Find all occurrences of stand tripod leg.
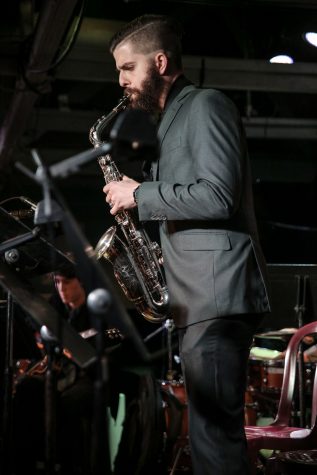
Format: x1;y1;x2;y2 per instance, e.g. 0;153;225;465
169;446;184;475
88;289;112;475
294;274;308;428
44;353;58;474
40;326;60;475
1;292;14;474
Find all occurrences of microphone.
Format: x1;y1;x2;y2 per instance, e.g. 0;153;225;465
87;288;112;315
110;108;159;162
40;325;59;343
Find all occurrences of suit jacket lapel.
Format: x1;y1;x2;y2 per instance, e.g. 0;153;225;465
158;85;195;143
153;85;196;180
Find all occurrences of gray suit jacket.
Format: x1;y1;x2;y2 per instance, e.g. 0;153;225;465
138;83;271;327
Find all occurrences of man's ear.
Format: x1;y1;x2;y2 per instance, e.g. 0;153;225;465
155;51;168;75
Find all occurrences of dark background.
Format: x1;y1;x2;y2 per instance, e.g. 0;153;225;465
1;0;317;330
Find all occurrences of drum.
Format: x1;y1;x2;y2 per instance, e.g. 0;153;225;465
246;357;317;425
247;357;284;393
246;357;284;422
161;379;188;443
260;360;285;393
110;372;166;475
247;357;263;390
160;379;191;472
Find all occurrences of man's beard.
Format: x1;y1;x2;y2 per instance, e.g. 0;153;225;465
126;64;165;115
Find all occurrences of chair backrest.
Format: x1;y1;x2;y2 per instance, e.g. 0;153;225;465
273;321;317;427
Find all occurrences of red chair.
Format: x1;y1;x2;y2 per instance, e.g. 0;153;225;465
245;321;317;474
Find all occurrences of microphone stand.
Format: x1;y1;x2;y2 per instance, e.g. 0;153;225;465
0;228;49;475
143;318;177;381
87;289;112;475
165;319;176;381
29;149;64;474
294;274;308;428
40;326;61;475
1;292;14;475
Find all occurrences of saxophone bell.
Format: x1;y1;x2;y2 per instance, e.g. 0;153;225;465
95;226;170;323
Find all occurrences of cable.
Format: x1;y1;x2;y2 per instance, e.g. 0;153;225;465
41;0;86;72
17;0;86;94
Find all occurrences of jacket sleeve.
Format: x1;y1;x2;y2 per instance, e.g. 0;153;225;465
138;90;246;222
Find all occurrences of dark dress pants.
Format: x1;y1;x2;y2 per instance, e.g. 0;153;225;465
178;314;263;475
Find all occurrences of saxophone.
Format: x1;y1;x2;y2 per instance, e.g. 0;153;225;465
1;196;37;219
89;95;169;323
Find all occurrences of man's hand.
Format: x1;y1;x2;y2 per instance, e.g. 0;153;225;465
103;175;140;215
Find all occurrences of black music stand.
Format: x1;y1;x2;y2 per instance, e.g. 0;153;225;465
43;169;151;475
0;205;97;475
10;143;152;475
0;198;72;276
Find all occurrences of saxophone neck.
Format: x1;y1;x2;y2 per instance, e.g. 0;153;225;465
89;95;130;147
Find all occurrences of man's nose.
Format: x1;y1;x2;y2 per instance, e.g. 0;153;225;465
119;71;129;88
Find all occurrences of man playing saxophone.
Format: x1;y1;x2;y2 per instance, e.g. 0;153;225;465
103;14;271;475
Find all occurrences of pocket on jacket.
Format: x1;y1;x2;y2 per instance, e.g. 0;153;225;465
182;232;231;251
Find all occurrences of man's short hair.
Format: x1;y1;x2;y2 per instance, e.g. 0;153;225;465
53;262;77;279
109;14;183;69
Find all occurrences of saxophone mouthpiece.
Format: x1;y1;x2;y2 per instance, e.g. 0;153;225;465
114;94;130;113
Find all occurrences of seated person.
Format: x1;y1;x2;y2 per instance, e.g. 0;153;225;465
12;263;97;475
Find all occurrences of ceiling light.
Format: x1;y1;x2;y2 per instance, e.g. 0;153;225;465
269;55;294;64
304;32;317;47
